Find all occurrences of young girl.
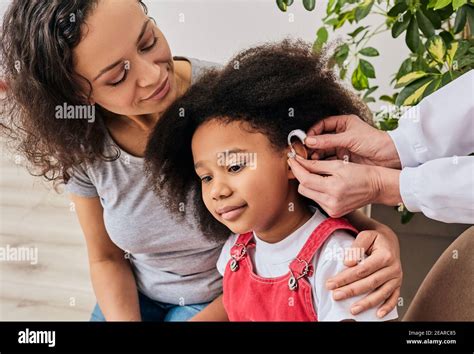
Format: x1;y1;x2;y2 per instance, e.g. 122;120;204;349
145;40;398;321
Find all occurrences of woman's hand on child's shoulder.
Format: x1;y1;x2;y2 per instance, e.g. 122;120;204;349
325;224;402;319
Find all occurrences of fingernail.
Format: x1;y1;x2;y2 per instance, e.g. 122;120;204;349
333;291;345;300
377;309;387;318
351;305;363;315
306;137;317;145
326;281;336;290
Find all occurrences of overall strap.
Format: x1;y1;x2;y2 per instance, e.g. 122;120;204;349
289;218;358;281
229;232;254;264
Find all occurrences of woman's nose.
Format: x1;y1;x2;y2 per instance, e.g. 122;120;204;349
135;58;162;88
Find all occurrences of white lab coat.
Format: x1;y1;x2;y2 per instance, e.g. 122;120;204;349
388;69;474;224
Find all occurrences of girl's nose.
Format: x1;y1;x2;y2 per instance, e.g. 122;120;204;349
210;181;232;201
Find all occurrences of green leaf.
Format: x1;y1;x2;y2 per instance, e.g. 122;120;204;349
439;71;462;89
467;7;474;38
395;71;430;88
355;0;374;22
406;16;420;53
359;59;376;78
416;10;435;37
400;209;415;224
334;43;349;66
351;65;369;90
379;117;399;131
426;35;447;63
387;2;408;17
439;30;454;46
421;7;442;29
453;0;467;10
363;85;379;98
391;13;411;38
303;0;316;11
427;0;439;9
348;26;368;38
364;97;376;103
379;95;395;104
359;47;380;56
395;77;433;106
396;58;414;79
446;41;459;67
313;27;329;53
453;6;467;33
340;67;347;80
324;18;339;26
276;0;288;12
327;0;336;15
317;26;328;43
433;0;452;10
422;77;442;99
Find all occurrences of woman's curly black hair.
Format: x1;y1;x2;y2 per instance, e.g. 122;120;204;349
1;0;148;187
145;39;372;241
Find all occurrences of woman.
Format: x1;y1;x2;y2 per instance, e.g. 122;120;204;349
1;0;402;321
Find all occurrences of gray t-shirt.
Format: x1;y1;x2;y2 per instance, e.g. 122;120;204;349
65;57;226;305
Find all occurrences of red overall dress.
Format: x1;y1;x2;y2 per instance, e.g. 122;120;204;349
223;217;358;321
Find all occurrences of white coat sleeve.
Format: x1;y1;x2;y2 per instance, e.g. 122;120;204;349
399;156;474;224
388;69;474;167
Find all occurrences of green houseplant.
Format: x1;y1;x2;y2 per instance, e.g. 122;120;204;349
277;0;474;223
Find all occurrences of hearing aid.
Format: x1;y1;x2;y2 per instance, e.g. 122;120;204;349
287;129;307;159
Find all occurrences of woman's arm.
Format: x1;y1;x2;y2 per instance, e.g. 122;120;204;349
189;295;228;321
70;194;141;321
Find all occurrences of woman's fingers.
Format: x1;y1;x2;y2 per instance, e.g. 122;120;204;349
349;278;401;316
310;148;336;160
294;155;341;175
325;251;383;290
331;264;399;301
344;230;378;267
297;184;328;205
305;132;352;152
376;286;401;318
306;114;353;136
287;158;328;191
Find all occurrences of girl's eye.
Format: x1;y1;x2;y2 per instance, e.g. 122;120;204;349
201;176;212;183
228;164;245;173
140;36;158;53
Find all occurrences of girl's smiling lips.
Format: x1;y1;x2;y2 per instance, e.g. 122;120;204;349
216;204;248;221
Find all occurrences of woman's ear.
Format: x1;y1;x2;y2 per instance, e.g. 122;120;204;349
287;141;308;179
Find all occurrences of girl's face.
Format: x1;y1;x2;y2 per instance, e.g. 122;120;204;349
74;0;179;117
192;119;305;237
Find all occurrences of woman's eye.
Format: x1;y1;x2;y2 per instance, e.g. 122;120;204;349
228;164;245;173
110;71;127;87
140;36;158;52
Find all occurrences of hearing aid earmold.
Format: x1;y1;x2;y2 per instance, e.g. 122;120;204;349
287;129;307;159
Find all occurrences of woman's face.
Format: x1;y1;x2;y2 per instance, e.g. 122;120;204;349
74;0;178;117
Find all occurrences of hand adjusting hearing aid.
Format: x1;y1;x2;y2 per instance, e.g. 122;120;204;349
287;129;307;159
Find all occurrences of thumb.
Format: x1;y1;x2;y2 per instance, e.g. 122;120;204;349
344;230;376;267
305;132;352;151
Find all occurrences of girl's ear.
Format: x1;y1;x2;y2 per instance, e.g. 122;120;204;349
287;141;308;180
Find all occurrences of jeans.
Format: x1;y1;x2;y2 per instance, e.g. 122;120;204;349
90;291;210;322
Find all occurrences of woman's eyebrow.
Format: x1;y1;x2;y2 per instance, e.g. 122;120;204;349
93;19;151;82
